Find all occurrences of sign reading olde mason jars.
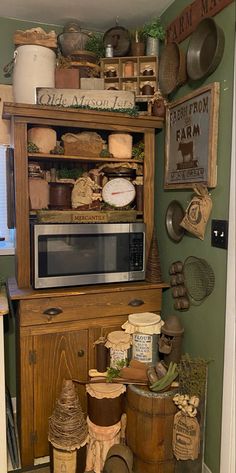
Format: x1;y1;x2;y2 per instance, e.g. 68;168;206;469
164;83;219;189
36;88;135;110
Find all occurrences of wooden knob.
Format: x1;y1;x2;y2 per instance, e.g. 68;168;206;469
78;350;85;357
128;299;144;307
43;307;62;318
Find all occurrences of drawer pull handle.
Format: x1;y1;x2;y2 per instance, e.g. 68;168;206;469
128;299;144;307
78;350;85;357
43;307;63;317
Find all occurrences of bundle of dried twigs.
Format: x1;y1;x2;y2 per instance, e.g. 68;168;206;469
48;379;88;451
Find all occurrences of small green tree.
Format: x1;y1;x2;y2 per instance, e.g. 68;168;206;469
85;32;105;59
142;17;165;40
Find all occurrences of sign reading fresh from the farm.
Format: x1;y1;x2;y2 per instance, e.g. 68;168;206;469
164;83;219;189
36;88;135;110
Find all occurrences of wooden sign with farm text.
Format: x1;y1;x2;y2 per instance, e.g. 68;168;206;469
164;83;219;189
37;88;135;110
166;0;233;43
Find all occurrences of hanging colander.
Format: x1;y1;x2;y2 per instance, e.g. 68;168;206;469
183;256;215;304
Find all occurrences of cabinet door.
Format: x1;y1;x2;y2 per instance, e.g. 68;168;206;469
33;329;88;459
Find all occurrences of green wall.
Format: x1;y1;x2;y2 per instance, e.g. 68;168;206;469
157;2;235;472
0;7;235;472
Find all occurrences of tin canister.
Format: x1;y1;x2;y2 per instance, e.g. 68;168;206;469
105;44;113;57
122;312;164;365
132;332;158;364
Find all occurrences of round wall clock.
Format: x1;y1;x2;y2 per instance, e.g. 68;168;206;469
102;177;136;208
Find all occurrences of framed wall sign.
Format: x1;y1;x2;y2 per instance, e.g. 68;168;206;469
164;83;220;189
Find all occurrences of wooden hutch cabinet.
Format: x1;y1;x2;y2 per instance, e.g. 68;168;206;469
4;103;168;467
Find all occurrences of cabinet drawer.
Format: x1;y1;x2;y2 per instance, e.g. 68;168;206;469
19;288;163;326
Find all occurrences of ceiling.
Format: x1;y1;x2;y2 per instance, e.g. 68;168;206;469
1;0;174;31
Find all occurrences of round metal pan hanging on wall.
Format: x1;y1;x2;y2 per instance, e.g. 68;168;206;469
187;17;225;81
103;25;131;57
165;200;185;242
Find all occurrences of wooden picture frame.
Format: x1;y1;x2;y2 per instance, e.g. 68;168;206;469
164;82;220;189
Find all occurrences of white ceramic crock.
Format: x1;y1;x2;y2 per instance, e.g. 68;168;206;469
13;45;56;104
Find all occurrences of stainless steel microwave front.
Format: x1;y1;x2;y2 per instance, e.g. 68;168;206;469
31;222;146;289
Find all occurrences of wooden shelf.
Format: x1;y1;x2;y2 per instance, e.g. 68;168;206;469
3;102;164;129
3;102;162;289
28;153;143;163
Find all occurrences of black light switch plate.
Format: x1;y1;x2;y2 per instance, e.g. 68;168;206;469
211;219;228;249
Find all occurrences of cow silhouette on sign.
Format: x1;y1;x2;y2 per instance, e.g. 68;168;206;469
177;140;198;169
178;140;193;162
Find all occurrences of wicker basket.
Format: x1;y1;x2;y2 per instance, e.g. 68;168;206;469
159;42;187;96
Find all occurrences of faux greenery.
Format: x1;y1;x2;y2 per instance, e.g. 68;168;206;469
106;359;127;382
50;144;64;155
142;17;165;40
85;32;105;60
57;167;83;180
69;104;139;117
178;353;209;398
27;142;40;153
132;141;144;160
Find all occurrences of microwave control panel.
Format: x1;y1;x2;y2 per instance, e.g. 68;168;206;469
129;234;144;271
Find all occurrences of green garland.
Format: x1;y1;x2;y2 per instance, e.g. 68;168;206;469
69;104;140;117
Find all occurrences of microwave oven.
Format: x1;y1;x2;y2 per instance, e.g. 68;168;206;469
31;222;145;289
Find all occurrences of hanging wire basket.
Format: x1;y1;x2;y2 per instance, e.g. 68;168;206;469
183;256;215;304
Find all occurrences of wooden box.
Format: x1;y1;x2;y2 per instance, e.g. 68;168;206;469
80;78;104;90
55;68;80;89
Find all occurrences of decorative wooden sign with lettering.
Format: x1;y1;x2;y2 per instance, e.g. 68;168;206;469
37;88;135;110
164;82;219;189
166;0;233;43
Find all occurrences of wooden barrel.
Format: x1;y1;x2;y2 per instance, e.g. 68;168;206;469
126;385;177;473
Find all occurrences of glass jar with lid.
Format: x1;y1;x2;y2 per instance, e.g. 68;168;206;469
105;66;117;78
142;65;154;76
124;61;134;77
105;331;132;367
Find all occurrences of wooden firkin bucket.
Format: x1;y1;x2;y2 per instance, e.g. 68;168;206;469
126;385;177;473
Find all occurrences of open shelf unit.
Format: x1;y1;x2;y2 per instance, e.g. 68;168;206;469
100;56;158;98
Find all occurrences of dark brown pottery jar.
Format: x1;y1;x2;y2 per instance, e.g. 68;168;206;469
49;182;73;209
131;40;145;56
152;99;166;118
141;83;155;95
142;67;154;76
105;69;117;78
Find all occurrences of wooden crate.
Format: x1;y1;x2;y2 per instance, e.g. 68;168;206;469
55;68;80;89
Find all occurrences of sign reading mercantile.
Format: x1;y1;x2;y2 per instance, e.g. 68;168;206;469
36;88;135;110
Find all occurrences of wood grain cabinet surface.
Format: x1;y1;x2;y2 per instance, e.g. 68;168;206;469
3;104;166;468
11;281;167;467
